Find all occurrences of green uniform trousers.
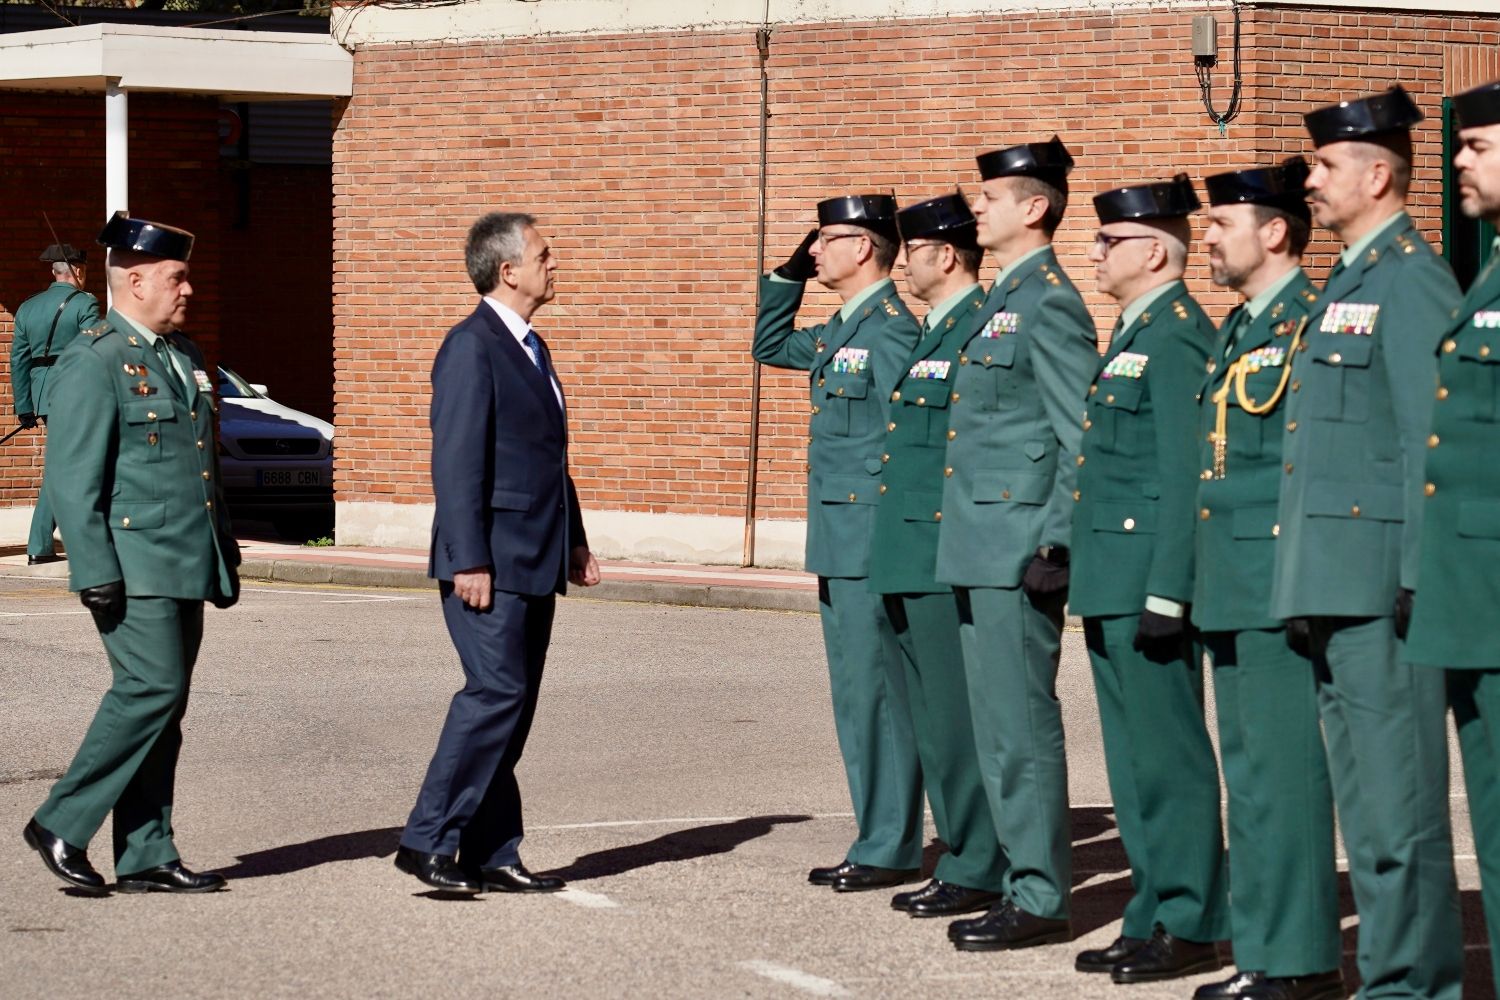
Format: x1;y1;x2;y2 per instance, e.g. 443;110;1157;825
30;429;56;559
1449;669;1500;1000
818;576;924;869
34;596;203;874
955;584;1070;920
1204;628;1340;977
883;591;1007;892
1084;614;1228;942
1309;617;1460;1000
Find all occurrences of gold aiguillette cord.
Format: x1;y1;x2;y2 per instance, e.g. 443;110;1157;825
1208;316;1310;480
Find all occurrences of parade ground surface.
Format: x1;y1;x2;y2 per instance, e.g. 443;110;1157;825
0;568;1490;999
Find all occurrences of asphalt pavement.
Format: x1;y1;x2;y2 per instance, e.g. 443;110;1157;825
0;573;1489;999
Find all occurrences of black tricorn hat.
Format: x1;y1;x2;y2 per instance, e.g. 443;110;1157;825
39;243;86;265
1204;157;1312;223
1093;173;1201;223
817;194;900;240
976;135;1075;190
897;192;979;250
97;211;194;262
1454;79;1500;130
1304;85;1423;147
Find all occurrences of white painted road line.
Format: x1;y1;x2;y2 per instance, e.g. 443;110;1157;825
739;960;851;997
558;888;620;910
242;586;415;604
530;812;855;832
0;610;90;617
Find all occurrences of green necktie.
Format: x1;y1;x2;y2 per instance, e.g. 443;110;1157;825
1221;307;1250;359
153;338;184;392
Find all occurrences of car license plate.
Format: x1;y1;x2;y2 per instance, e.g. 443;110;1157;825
256;469;322;487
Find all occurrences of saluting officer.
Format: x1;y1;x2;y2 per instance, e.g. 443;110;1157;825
9;243;100;565
752;196;926;892
21;213;239;896
869;193;1007;919
936;138;1097;953
1193;160;1343;1000
1405;77;1500;1000
1069;175;1229;984
1272;86;1463;1000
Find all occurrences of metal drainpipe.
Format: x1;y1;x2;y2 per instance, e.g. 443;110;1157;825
743;21;772;568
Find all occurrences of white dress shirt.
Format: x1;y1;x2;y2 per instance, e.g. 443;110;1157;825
483;296;563;409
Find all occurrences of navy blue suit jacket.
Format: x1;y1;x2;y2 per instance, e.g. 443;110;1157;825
428;302;588;596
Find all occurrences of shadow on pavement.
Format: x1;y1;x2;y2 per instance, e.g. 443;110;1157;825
546;814;813;882
217;826;404;880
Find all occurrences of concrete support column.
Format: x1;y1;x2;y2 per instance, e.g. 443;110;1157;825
105;81;128;307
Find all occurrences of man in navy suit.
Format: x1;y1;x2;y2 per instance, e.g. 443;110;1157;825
395;212;600;895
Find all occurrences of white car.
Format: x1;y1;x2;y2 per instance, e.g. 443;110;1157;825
216;365;334;539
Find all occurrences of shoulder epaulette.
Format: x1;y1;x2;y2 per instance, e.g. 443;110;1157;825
1300;288;1318;304
83;321;110;339
1039;262;1061;286
1395;232;1417;256
882;297;900;317
1172;299;1190;320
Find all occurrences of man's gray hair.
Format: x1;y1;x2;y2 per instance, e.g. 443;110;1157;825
51;261;73;278
466;212;536;295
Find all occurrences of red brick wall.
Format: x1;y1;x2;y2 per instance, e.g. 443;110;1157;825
332;6;1500;524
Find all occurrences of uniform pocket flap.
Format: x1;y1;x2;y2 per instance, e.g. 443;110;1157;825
1231;504;1280;540
1305;480;1402;521
824;374;869;399
1458;501;1500;538
1310;335;1374;368
901;490;944;522
490;487;534;511
973;470;1051;505
864;457;884;475
1023;440;1047;462
123;399;177;424
975;338;1018;368
1457;340;1500;364
1097;380;1143;412
817;475;880;505
110;501;166;530
902;386;952;410
1091;500;1155;534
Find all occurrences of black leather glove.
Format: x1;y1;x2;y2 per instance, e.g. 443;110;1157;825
1021;546;1070;597
1132;608;1186;654
1285;617;1312;657
210;572;241;611
17;412;37;430
773;228;819;282
1394;587;1414;640
79;580;125;619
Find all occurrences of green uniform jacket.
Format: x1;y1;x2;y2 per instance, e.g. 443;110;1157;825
1406;257;1500;668
1069;282;1214;617
46;309;239;599
10;281;101;417
936;250;1097;588
1192;270;1320;632
752;276;920;578
868;289;989;595
1270;216;1461;619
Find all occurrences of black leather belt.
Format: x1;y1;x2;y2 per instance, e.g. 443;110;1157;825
31;356;58;368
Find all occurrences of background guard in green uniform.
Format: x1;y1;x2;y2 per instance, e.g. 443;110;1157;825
869;193;1008;919
21;213;240;897
1069;174;1229;985
752;195;926;893
1192;160;1343;1000
935;138;1098;953
1406;78;1500;1000
8;243;100;564
1271;86;1462;1000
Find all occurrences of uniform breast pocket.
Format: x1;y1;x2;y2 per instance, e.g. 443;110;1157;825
822;373;871;438
898;378;953;443
1308;335;1374;423
973;338;1019;412
123;398;177;463
1454;341;1500;422
1092;379;1144;453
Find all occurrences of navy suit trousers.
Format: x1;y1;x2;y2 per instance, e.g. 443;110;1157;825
400;585;555;868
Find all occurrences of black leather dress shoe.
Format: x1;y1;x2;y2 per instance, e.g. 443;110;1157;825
1111;924;1222;983
116;860;227;894
476;863;564;893
808;860;857;886
949;899;1072;950
394;846;480;894
1074;934;1148;973
830;865;921;893
891;879;945;911
1196;970;1345;1000
26;554;62;566
906;882;1004;918
22;819;108;895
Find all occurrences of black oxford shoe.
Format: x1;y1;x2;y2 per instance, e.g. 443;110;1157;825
394;846;480;894
1074;934;1148;973
949;899;1072;951
1110;924;1222;983
23;819;108;895
808;860;858;886
116;860;227;894
891;878;946;911
1221;970;1346;1000
906;882;1004;918
27;554;62;566
477;863;564;893
1195;971;1268;999
830;865;921;893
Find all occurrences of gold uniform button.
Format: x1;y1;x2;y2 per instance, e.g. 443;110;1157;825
1287;421;1298;432
201;471;211;480
197;440;205;450
946;429;957;441
959;355;969;365
888;422;896;432
1291;379;1301;392
205;501;213;510
1001;489;1011;500
1285;463;1294;474
1483;345;1493;358
892;391;901;402
146;411;157;421
1351;505;1361;517
836;387;845;396
1089;385;1098;395
1429;434;1440;448
1272;523;1280;537
1437;386;1450;400
1105;394;1115;404
1200;508;1211;520
811;405;820;414
1073;490;1082;502
882;453;890;463
934;511;942;522
916;396;926;406
191;412;198;421
1083;419;1093;430
984;354;993;364
879;484;888;495
1425;482;1437;497
1201;470;1212;480
944;467;953;477
951;392;960;403
1123;517;1136;531
1444;339;1458;353
848;493;857;502
1328;352;1342;365
121;516;131;528
1076;455;1086;467
817;378;825;387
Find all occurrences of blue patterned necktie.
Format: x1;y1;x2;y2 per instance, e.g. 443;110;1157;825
522;328;547;376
